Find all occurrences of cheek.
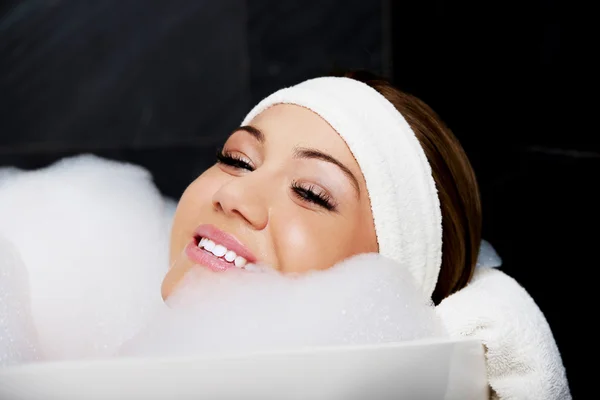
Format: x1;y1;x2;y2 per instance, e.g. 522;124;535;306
271;212;369;273
169;170;220;261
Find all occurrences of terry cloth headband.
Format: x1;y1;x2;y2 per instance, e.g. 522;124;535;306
241;77;443;299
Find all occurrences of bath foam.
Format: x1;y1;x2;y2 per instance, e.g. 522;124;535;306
0;155;171;361
0;167;22;189
1;154;446;364
0;235;41;366
119;253;447;358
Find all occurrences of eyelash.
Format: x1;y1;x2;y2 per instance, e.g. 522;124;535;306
291;181;336;211
216;149;337;211
216;149;254;171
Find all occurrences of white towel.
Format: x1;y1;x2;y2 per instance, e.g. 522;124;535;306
436;267;571;399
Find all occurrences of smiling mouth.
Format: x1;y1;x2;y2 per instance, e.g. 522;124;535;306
189;235;261;272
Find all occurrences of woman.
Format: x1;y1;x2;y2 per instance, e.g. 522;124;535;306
162;70;479;305
159;70;570;399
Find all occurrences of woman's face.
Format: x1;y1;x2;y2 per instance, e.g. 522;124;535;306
162;104;377;299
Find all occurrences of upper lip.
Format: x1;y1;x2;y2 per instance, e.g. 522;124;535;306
193;224;257;263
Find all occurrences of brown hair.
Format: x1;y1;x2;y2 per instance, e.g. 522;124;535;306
342;70;482;305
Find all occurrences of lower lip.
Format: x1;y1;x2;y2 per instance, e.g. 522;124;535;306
185;240;239;272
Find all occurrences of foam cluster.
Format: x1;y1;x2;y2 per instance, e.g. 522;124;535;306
0;236;40;366
0;155;171;361
0;155;446;365
120;253;446;358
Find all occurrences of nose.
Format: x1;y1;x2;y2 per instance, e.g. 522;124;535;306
212;175;269;230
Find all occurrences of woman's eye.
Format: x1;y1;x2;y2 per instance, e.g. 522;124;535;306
291;181;337;212
216;149;255;171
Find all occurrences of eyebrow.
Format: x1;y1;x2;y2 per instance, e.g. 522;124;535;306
233;125;265;143
293;147;361;196
231;125;360;196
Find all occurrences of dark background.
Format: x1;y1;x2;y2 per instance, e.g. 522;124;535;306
1;1;595;396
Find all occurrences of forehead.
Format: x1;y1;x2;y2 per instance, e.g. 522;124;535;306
248;104;355;160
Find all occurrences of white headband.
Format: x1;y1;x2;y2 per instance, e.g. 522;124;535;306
241;77;443;299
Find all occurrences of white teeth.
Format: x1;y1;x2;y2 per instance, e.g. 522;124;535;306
234;256;247;268
211;244;227;257
224;250;237;262
203;239;216;251
198;237;251;268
